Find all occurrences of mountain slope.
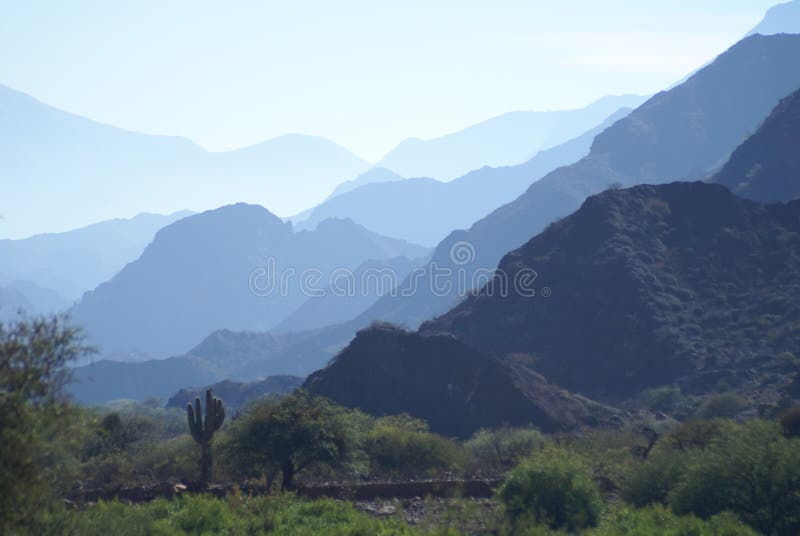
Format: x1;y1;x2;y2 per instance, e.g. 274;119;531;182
354;33;800;329
272;256;424;334
297;107;632;246
0;211;191;300
714;88;800;203
0;84;369;238
376;95;646;181
747;0;800;36
422;182;800;400
304;325;620;437
69;205;429;358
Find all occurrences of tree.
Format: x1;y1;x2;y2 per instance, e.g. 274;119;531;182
498;448;602;532
223;390;361;490
0;315;92;531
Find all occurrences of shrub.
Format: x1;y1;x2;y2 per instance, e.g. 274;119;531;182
621;448;691;507
497;448;602;532
668;420;800;535
366;415;468;477
587;504;758;536
465;426;546;471
694;393;748;419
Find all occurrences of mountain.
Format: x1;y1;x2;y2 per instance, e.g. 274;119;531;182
327;167;405;198
70;327;335;404
69;205;429;358
0;281;70;322
272;256;424;334
0;211;191;301
714;88;800;203
376;95;646;181
165;376;303;410
304;324;620;437
350;33;800;329
0;84;369;238
296;107;632;246
748;0;800;36
421;182;800;401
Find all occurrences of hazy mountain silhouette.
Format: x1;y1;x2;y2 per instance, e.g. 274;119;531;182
272;256;425;334
165;376;303;410
0;281;70;322
747;0;800;36
69;205;429;358
70;327;337;403
376;95;646;181
327;167;405;198
714;88;800;203
0;84;369;238
296;107;632;246
422;182;800;400
351;33;800;329
0;211;191;301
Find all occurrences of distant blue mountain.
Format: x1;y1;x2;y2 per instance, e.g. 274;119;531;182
376;95;646;181
0;211;191;301
356;34;800;330
748;0;800;36
295;107;632;246
0;85;370;238
69;204;430;358
0;280;70;322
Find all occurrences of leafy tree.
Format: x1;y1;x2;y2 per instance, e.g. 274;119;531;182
0;315;92;531
497;448;602;532
365;414;468;477
465;426;546;470
668;420;800;535
222;390;364;489
694;393;748;419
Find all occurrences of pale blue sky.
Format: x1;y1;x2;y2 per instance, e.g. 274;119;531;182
0;0;780;160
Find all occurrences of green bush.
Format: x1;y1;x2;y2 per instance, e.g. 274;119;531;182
667;420;800;535
465;426;546;470
622;448;691;507
588;504;758;536
366;415;468;477
694;393;748;419
497;448;602;532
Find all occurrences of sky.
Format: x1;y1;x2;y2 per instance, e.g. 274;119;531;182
0;0;781;161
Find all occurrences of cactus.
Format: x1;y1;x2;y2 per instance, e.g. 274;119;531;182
187;388;225;483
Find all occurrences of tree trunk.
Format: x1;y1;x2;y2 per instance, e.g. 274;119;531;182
281;461;295;491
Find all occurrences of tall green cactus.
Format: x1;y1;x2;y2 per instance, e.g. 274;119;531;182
187;388;225;483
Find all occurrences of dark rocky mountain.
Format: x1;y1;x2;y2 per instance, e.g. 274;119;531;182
714;88;800;203
353;33;800;329
70;204;429;358
304;324;620;437
376;95;645;181
0;83;369;239
747;0;800;36
0;210;191;301
165;376;303;410
296;108;632;246
422;182;800;401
